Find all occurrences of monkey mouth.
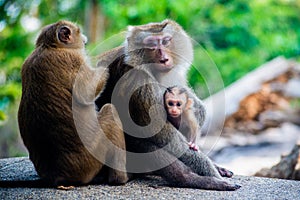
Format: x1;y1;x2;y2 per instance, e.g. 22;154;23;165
170;114;180;118
152;63;173;72
154;60;173;72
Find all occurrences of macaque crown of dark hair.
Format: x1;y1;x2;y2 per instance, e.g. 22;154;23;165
36;20;86;49
165;86;188;96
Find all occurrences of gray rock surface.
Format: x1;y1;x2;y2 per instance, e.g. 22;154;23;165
1;157;300;200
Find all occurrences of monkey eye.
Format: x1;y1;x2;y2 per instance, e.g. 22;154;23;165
143;38;157;48
176;102;182;107
168;102;174;106
145;43;157;51
162;37;172;46
147;42;156;47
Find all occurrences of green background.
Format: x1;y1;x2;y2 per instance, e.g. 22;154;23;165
1;0;299;157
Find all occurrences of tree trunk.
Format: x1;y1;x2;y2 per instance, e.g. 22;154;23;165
202;57;296;135
85;0;105;43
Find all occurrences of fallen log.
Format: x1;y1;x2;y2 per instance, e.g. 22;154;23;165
202;56;300;135
254;143;300;180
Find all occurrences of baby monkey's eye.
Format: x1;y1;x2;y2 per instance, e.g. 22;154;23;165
168;102;174;106
176;102;182;107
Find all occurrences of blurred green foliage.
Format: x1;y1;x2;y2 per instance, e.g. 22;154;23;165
0;0;300;156
1;0;300;119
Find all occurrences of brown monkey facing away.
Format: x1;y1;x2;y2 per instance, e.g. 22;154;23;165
95;19;240;190
164;86;199;151
0;20;128;188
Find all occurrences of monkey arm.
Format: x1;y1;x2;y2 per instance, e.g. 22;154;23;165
94;68;109;97
114;68;187;146
183;109;199;143
112;67;236;183
186;88;206;128
72;63;109;106
117;70;217;177
97;46;125;68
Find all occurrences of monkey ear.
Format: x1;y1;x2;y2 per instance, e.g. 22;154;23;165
58;26;73;44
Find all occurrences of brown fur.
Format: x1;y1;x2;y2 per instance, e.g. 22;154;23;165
18;20;128;187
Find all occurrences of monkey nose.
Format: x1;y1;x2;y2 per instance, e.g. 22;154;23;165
160;58;169;64
171;110;177;114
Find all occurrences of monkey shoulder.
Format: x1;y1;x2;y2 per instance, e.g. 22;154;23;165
98;46;125;68
115;68;165;123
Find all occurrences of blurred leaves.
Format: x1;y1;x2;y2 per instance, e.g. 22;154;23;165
0;110;6;121
0;0;300;122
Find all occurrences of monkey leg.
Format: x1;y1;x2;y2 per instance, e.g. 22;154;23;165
98;103;128;185
177;148;222;179
155;150;241;191
180;144;233;177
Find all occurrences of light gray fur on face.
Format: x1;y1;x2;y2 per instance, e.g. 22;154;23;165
124;20;193;83
164;22;193;68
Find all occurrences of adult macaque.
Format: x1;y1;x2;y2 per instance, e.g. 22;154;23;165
0;21;128;188
95;19;239;190
164;86;199;151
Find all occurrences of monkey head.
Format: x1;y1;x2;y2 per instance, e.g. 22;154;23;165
124;19;193;73
36;20;87;49
164;86;189;118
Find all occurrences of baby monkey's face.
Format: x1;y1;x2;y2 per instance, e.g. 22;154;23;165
165;92;186;118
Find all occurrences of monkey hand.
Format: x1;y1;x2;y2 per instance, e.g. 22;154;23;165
188;142;199;151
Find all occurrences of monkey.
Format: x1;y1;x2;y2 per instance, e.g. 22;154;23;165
163;86;232;177
95;19;240;190
0;20;128;188
163;86;200;151
163;86;233;176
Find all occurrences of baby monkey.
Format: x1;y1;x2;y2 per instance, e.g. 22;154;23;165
164;86;200;151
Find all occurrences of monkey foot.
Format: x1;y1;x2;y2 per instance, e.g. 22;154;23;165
223;182;241;191
57;185;75;190
215;165;234;178
108;171;128;185
188;142;199;151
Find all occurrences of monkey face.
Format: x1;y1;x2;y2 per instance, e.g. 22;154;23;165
142;34;174;72
125;19;193;74
164;86;189;118
126;20;188;72
164;90;187;118
166;99;184;118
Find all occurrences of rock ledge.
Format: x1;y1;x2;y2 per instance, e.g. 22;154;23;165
0;157;299;200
